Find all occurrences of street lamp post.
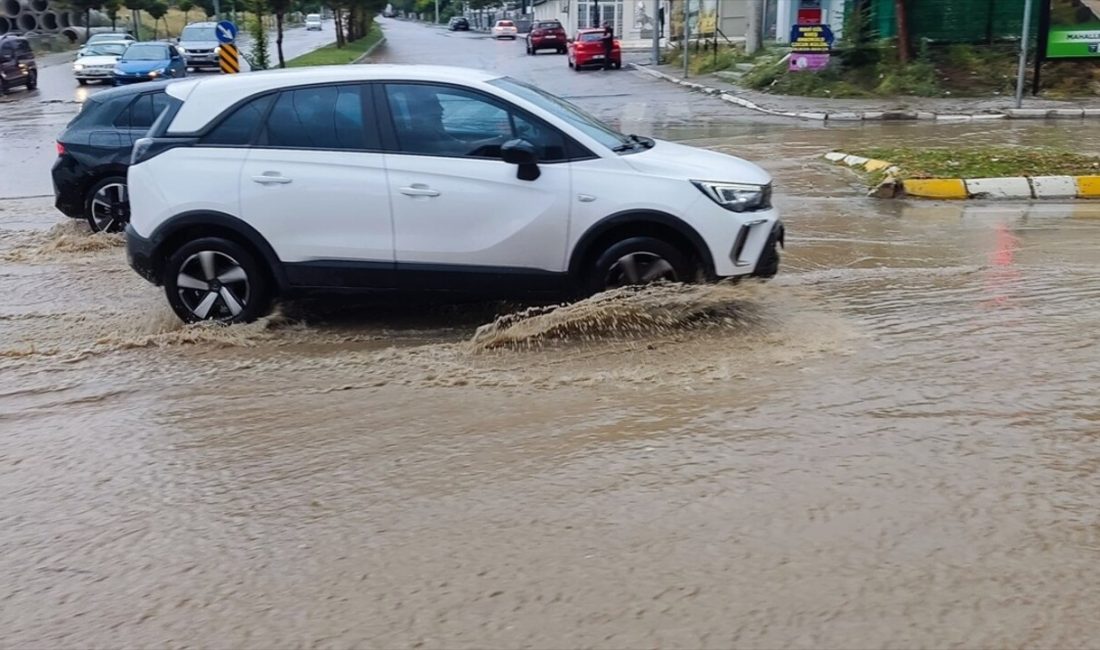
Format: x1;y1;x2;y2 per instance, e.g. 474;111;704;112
1014;0;1033;108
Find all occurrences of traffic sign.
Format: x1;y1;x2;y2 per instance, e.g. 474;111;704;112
219;42;240;74
216;20;238;44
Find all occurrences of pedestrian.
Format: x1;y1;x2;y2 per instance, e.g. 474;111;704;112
602;20;614;70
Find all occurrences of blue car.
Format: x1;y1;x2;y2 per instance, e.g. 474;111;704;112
114;42;187;85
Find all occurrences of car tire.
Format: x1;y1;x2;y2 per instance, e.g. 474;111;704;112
558;47;566;54
77;78;88;86
613;60;622;70
586;236;693;294
84;176;130;233
26;70;36;90
164;237;271;324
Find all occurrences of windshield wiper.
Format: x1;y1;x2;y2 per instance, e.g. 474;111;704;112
611;142;637;153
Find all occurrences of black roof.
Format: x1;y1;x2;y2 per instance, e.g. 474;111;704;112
84;79;174;103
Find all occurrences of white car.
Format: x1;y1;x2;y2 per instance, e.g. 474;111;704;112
125;66;782;323
305;13;323;30
73;40;130;85
491;20;518;39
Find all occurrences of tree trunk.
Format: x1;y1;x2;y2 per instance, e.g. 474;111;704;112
85;8;91;43
745;0;762;55
895;0;910;63
333;7;344;46
275;12;285;67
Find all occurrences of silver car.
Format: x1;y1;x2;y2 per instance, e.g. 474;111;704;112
177;22;221;70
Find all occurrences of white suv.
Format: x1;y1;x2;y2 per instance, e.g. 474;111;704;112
125;66;783;323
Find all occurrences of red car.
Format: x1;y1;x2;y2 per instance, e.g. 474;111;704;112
526;20;568;55
567;29;621;70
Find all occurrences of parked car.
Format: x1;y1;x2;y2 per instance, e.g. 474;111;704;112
305;13;323;30
177;22;221;70
448;16;469;31
124;66;782;324
491;19;518;39
0;34;37;93
78;32;135;56
53;81;173;232
73;41;129;85
526;20;566;54
114;42;187;85
568;28;621;70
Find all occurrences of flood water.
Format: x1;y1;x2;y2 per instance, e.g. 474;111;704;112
5;29;1100;643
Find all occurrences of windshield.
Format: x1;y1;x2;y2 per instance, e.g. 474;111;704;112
88;33;129;43
121;44;168;61
489;77;634;152
82;43;127;57
180;26;217;41
306;14;320;19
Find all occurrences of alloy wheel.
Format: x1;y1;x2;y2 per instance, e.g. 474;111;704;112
176;250;251;321
89;182;129;233
605;252;678;288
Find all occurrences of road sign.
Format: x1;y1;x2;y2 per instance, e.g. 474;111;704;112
216;20;238;44
219;43;240;74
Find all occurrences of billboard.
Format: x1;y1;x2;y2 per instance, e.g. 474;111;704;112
1045;0;1100;58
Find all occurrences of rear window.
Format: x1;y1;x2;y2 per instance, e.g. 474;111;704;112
580;32;605;42
498;21;514;26
537;22;561;28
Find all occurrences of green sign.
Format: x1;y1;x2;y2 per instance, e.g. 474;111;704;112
1046;0;1100;58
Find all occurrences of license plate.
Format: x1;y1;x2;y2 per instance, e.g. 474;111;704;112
592;54;604;59
546;35;557;39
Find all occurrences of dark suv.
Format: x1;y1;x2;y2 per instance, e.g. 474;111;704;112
0;34;37;93
526;20;566;55
53;81;172;232
448;16;469;31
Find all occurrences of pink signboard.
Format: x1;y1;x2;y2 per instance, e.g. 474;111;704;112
789;53;831;71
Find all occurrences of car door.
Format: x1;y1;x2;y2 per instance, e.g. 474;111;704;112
378;82;572;284
167;46;185;77
238;82;394;278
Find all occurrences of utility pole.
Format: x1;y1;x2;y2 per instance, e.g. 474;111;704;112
434;0;439;23
651;0;659;65
682;0;689;77
1014;0;1033;108
214;0;221;21
746;0;762;55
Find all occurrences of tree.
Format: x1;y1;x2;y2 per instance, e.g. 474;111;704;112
124;0;147;40
147;0;168;38
72;0;102;43
103;0;122;29
269;0;291;67
895;0;910;63
177;0;194;22
245;0;271;70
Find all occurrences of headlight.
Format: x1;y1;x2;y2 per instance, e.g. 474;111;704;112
74;63;84;71
692;181;772;213
148;68;165;77
214;46;221;55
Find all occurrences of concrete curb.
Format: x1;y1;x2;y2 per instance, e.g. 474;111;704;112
352;35;387;64
824;151;1100;200
629;63;1100;122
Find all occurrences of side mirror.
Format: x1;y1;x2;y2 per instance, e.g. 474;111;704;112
501;139;540;181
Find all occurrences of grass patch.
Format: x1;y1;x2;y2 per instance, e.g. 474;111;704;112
850;147;1100;179
287;23;383;67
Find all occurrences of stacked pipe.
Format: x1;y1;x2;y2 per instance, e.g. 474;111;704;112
1;0;107;37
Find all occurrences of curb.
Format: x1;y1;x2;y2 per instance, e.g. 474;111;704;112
630;63;1100;122
824;151;1100;200
352;35;387;63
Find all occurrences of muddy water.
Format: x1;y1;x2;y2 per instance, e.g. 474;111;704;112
4;159;1100;647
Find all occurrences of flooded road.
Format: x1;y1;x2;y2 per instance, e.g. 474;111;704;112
4;18;1100;649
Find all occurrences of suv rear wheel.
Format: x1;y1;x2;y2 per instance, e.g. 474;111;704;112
164;237;271;324
586;236;693;294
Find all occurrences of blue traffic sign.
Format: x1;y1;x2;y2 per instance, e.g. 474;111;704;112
216;20;238;44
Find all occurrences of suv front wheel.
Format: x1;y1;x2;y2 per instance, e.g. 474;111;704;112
586;236;693;294
164;237;271;324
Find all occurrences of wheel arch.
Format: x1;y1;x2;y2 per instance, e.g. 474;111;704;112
148;211;289;293
568;210;716;281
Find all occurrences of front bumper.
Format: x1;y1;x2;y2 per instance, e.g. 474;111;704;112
75;69;114;79
113;74;158;85
749;220;784;278
125;224;159;285
184;54;218;65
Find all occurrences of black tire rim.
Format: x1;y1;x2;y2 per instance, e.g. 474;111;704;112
177;250;251;321
605;252;678;288
89;182;129;232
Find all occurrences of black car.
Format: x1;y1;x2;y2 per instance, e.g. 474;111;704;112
0;34;37;93
53;81;172;232
448;16;469;31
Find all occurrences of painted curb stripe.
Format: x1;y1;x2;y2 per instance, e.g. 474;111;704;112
1075;176;1100;198
902;179;968;199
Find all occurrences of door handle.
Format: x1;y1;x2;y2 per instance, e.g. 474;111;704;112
399;184;440;197
252;173;292;185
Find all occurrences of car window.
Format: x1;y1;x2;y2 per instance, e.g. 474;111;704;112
580;32;605;42
385;83;569;162
202;94;275;146
260;84;370;150
489;76;629;153
0;44;11;62
181;26;217;41
119;92;171;130
17;40;32;56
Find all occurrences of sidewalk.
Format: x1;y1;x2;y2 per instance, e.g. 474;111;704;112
637;62;1100;121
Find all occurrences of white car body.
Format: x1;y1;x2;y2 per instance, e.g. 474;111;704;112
73;40;130;81
492;21;518;39
126;66;781;323
305;14;322;30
